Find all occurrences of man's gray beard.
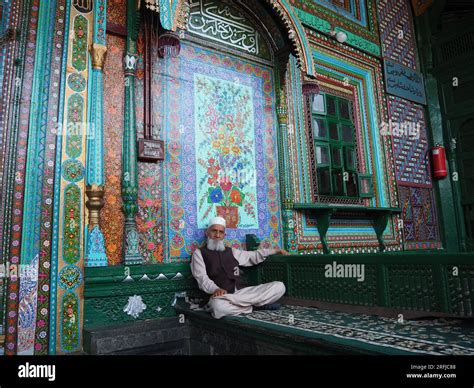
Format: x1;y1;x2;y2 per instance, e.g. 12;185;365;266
207;238;226;252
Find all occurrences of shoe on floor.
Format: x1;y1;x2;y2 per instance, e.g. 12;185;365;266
254;303;281;311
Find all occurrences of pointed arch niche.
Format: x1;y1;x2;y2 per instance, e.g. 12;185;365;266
133;0;315;260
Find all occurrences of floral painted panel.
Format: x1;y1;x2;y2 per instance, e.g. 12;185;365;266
155;42;282;260
102;34;125;265
137;162;164;263
194;74;258;229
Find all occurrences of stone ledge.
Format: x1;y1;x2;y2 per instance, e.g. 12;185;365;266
83;317;189;355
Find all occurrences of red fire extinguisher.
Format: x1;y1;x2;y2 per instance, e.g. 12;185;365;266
431;144;447;179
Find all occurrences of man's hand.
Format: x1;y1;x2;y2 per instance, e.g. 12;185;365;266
277;248;289;255
212;288;227;298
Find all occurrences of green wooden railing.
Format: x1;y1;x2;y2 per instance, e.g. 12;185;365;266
84;250;474;328
247;252;474;317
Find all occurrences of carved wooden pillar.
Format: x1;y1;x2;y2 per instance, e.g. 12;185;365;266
276;87;297;253
122;0;142;265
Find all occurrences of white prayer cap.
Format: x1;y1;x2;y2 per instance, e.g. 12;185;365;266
208;216;226;228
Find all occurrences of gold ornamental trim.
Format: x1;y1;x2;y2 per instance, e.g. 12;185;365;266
90;43;107;70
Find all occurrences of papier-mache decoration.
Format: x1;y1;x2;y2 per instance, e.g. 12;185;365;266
123;295;147;318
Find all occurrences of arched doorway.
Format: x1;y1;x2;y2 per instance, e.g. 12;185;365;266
137;0;304;261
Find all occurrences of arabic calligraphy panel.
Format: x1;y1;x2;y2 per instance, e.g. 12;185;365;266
187;0;271;60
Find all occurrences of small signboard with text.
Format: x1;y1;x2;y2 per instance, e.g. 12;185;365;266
138;139;164;162
383;59;426;105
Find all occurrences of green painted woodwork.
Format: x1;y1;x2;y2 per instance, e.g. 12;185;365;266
245;234;260;251
429;19;474;251
414;8;474;252
446;118;469;251
122;0;142;265
84;264;202;327
84;251;474;329
311;93;359;197
294;8;381;57
414;12;447;249
431;60;474;120
293;204;401;253
424;74;459;251
276;82;297;253
372;212;390;253
250;252;474;316
314;208;332;254
453;117;474;251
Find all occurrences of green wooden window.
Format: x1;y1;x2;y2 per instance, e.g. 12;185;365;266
310;93;360;198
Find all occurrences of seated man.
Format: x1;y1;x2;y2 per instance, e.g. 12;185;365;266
191;216;288;319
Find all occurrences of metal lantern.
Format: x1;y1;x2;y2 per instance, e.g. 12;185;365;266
157;31;181;58
302;79;320;96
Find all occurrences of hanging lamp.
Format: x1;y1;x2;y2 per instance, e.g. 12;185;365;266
302;76;320;96
157;30;181;58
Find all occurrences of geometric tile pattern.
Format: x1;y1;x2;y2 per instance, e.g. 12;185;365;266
4;0;39;356
399;186;441;249
34;0;67;355
376;0;417;70
388;96;432;187
377;0;441;250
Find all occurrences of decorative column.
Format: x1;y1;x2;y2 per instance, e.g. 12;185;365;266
85;0;108;267
276;88;298;254
122;0;142;265
10;0;58;356
52;0;93;354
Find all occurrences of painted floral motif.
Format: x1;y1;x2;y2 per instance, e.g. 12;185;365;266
4;0;42;355
195;74;257;229
206;160;243;205
59;266;82;291
106;0;126;27
63;184;81;265
137;163;164;263
102;34;125;265
17;257;39;354
67;73;86;92
72;15;87;71
62;159;84;182
61;293;79;352
95;0;106;45
66;94;84;159
153;43;282;259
